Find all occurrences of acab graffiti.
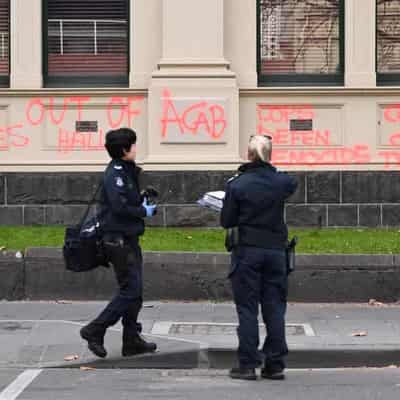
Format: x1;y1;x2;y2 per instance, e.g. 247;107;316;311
160;90;227;140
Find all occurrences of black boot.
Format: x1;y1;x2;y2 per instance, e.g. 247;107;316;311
229;367;257;381
80;323;107;358
122;332;157;357
261;367;285;380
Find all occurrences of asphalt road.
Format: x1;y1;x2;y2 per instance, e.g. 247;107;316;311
1;368;400;400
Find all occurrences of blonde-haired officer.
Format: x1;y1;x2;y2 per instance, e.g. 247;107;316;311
221;134;298;381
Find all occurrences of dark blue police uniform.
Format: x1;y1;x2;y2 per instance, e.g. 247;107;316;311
91;158;146;338
221;160;298;371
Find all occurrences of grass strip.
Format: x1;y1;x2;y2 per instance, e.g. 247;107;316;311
1;226;400;254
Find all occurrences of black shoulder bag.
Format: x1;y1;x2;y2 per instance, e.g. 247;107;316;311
63;183;107;272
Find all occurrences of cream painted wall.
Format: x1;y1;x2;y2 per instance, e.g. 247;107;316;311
1;0;400;172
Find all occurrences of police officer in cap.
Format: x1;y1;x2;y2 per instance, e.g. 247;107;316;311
80;128;157;358
221;134;298;380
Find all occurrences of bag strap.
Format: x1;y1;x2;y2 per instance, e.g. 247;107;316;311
78;182;103;230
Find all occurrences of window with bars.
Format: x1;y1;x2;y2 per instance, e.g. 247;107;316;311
0;0;9;87
377;0;400;85
257;0;344;86
43;0;129;87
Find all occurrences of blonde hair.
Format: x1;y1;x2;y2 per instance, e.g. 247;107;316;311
248;135;272;162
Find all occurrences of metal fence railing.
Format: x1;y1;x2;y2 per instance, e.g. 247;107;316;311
0;32;8;59
48;19;127;55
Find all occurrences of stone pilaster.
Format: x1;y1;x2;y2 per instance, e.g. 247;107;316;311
10;0;42;88
345;0;376;87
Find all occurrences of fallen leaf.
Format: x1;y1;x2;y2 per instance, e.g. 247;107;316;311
351;331;368;337
80;366;96;371
368;299;385;307
64;354;79;361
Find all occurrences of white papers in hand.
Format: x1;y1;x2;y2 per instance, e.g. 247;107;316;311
197;191;225;212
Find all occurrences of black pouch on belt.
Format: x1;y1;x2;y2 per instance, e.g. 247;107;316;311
286;236;298;275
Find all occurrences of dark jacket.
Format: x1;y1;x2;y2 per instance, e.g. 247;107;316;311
99;159;146;238
220;160;298;249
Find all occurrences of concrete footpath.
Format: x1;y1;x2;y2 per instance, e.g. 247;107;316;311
1;301;400;370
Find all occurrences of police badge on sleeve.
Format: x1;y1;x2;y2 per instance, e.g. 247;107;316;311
115;177;124;187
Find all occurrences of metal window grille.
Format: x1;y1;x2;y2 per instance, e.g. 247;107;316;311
377;0;400;84
45;0;129;87
0;0;9;85
258;0;343;86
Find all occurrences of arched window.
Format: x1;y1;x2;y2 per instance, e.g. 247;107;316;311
377;0;400;85
257;0;344;86
43;0;129;87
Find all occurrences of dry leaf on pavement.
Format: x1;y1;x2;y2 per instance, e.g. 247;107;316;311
368;299;385;307
351;331;368;337
80;366;96;371
64;354;79;361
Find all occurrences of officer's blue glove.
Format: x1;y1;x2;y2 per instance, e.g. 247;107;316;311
142;197;157;217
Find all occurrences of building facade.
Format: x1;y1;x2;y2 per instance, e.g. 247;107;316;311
1;0;400;228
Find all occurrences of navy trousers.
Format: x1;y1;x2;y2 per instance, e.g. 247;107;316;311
230;246;288;370
92;234;143;336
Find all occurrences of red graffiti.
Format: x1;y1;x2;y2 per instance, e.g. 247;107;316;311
3;96;400;169
384;105;400;123
0;124;29;150
272;145;371;165
388;132;400;146
161;90;227;139
57;128;105;154
257;104;314;126
377;150;400;168
24;95;143;130
107;96;144;128
257;104;329;146
257;129;331;146
25;96;91;127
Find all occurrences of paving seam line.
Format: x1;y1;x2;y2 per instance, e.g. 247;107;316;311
0;319;208;349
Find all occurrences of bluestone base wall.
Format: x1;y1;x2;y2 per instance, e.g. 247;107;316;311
0;249;398;302
1;171;400;227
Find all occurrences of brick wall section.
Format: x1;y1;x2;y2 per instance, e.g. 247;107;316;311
0;171;399;227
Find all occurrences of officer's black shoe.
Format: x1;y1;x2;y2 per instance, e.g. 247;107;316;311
261;367;285;380
80;324;107;358
229;367;257;381
122;334;157;357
